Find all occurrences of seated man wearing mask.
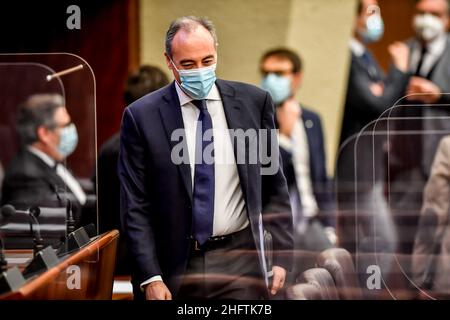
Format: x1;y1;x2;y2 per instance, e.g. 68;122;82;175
1;94;86;226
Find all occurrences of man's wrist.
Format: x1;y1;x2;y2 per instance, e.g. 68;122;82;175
140;275;163;291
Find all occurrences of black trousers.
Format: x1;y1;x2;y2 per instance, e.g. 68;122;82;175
176;227;267;300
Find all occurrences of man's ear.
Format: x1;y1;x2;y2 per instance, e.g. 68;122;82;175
36;126;51;145
292;71;303;91
165;53;173;70
444;16;450;31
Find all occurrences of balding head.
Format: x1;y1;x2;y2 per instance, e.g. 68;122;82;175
165;16;218;59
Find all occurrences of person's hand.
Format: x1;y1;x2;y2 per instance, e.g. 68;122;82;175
276;98;300;137
324;227;338;246
270;266;287;296
369;82;384;97
388;41;410;73
145;281;172;300
406;76;442;103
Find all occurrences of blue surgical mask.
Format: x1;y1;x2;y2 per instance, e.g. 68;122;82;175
359;13;384;43
58;123;78;158
261;73;292;104
171;60;217;100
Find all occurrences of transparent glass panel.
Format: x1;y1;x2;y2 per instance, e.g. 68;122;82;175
336;99;450;299
0;54;98;283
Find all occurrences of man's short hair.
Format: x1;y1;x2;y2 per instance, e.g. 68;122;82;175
165;16;218;58
357;0;363;15
414;0;450;15
16;94;64;146
260;47;303;73
124;65;169;105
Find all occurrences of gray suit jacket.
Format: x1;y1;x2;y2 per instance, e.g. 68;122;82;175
408;35;450;174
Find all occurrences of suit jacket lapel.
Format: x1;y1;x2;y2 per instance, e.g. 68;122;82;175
159;82;193;202
216;79;250;205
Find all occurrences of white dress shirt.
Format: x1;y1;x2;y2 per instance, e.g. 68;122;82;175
28;146;86;205
409;33;447;77
141;82;248;288
349;38;366;58
278;109;319;220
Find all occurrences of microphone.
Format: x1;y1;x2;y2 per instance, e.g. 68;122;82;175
66;198;76;234
1;204;44;256
52;185;76;235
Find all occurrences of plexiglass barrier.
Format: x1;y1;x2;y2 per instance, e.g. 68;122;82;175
336;97;450;299
0;54;98;284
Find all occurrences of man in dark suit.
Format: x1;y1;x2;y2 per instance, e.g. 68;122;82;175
340;0;411;145
260;48;335;281
96;65;168;275
119;16;293;300
1;94;87;226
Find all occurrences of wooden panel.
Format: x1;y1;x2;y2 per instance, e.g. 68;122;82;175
0;230;119;300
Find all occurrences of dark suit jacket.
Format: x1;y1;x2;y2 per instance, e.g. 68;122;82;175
1;149;84;226
95;133;130;275
119;80;293;296
340;50;410;145
279;107;335;227
96;133;121;234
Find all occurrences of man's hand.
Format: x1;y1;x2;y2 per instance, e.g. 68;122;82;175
388;41;410;73
276;98;301;137
369;82;384;97
145;281;172;300
270;266;287;295
406;76;442;103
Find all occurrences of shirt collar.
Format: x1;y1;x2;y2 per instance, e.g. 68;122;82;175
174;81;221;107
349;38;366;57
27;146;56;168
426;33;447;56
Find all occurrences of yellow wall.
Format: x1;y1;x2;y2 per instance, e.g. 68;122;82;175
140;0;357;175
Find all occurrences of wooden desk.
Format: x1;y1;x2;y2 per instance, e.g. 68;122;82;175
0;229;119;300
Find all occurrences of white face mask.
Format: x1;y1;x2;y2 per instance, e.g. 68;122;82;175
413;13;445;42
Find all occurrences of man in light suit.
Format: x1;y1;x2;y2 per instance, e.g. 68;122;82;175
390;0;450;255
260;48;335;281
119;16;293;300
403;0;450;176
